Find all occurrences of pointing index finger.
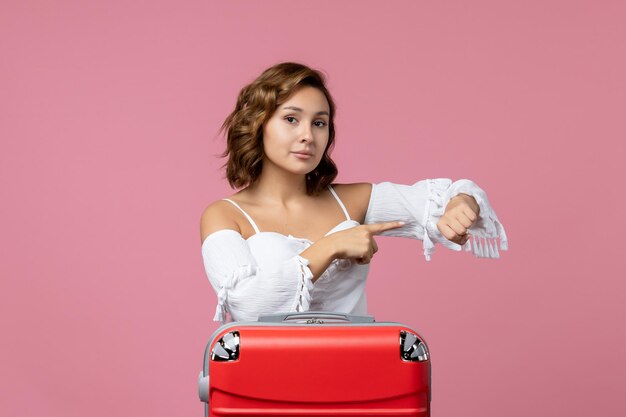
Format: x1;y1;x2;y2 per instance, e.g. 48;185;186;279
368;221;406;235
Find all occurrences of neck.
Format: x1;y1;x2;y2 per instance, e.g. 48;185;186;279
244;161;311;207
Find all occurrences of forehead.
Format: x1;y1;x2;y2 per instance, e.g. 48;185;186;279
280;86;330;113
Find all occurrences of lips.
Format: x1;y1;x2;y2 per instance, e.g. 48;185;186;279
292;151;313;156
292;151;313;160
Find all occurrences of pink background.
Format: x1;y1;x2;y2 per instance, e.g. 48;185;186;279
1;1;624;416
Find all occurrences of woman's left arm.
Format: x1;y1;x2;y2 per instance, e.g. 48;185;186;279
364;179;508;261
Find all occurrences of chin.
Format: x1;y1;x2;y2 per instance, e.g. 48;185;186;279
272;157;319;175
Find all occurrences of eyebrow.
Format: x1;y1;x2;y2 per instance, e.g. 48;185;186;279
282;106;329;116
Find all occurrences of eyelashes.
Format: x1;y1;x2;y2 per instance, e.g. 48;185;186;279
285;116;327;127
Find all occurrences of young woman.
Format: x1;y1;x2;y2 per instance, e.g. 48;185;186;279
200;62;508;324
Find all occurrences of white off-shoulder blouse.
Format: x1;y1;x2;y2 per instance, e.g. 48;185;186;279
201;179;508;324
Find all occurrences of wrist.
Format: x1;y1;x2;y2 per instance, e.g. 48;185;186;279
320;234;341;259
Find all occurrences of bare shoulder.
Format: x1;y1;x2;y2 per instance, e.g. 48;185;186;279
199;199;241;244
330;182;373;224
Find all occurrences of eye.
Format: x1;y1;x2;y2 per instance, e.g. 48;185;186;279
285;116;297;124
314;120;327;128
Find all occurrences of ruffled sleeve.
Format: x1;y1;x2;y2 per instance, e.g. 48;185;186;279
364;179;508;261
201;230;315;324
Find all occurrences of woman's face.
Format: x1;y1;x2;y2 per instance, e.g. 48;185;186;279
261;86;330;176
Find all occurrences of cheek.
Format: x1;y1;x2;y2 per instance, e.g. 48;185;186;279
262;131;290;157
261;126;279;149
320;134;330;151
317;143;329;163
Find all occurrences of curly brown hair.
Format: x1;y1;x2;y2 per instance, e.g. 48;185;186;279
219;62;338;196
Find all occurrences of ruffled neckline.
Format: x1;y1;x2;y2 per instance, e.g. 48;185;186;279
246;219;360;245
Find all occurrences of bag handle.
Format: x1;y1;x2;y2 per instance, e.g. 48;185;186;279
257;311;375;323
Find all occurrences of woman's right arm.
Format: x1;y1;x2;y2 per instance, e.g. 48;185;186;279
309;222;408;266
200;202;338;323
200;202;404;323
200;201;337;284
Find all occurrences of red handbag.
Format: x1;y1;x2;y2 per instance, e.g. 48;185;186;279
199;311;431;416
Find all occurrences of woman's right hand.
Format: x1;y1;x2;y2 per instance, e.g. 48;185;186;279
325;221;405;265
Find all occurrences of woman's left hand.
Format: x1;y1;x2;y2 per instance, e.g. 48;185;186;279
437;193;480;245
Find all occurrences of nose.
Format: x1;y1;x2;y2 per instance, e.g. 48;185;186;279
300;124;313;143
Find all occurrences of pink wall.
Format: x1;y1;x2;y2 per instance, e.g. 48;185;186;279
1;1;624;416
